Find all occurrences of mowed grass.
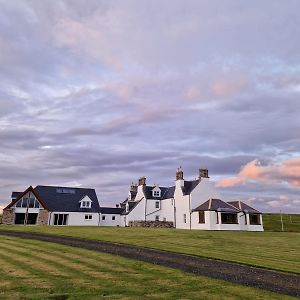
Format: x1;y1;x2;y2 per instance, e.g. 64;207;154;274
1;226;299;275
1;236;295;300
263;214;300;232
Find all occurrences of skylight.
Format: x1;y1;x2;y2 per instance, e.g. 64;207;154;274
56;188;75;194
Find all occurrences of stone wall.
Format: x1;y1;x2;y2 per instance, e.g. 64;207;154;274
37;209;49;225
2;209;14;225
128;220;174;228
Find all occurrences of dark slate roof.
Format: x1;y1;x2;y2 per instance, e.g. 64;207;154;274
144;185;175;200
193;199;240;213
34;185;100;213
228;201;261;213
11;192;21;199
122;200;141;215
181;180;200;195
100;207;124;214
129;191;137;200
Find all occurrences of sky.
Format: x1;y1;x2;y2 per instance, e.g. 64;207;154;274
0;0;300;213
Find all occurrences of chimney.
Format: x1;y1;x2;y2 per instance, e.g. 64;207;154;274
138;176;146;186
176;166;184;180
116;204;119;208
199;168;209;179
130;182;138;192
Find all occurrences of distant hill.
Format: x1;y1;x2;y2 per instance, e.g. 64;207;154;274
263;213;300;232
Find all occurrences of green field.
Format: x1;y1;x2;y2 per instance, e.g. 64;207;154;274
1;235;294;300
263;214;300;232
1;226;299;275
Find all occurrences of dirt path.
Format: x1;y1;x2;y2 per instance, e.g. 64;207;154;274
0;230;299;298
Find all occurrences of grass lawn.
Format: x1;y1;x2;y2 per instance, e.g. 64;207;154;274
0;235;296;300
263;214;300;232
1;226;299;275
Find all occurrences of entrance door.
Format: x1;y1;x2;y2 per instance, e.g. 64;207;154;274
14;213;38;225
15;213;25;224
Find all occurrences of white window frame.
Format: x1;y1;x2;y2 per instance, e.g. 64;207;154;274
183;214;187;223
112;215;116;221
153;190;161;197
155;201;160;209
155;215;159;221
85;214;92;220
80;200;92;208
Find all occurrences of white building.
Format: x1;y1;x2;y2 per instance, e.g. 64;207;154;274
2;185;118;226
2;168;263;231
120;168;264;231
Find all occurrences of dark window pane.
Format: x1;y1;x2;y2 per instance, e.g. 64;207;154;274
16;199;22;207
221;213;238;224
22;198;28;207
198;211;205;223
250;214;261;225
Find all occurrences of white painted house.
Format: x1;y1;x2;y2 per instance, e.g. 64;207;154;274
120;168;264;231
2;168;263;231
3;185;103;226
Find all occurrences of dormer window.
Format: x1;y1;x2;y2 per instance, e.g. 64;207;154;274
79;196;92;209
152;186;161;198
80;201;91;208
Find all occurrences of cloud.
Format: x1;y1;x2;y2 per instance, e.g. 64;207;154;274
0;1;300;214
216;157;300;188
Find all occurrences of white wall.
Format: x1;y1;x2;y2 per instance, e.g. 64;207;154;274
125;198;146;225
145;198;175;222
49;212;100;226
190;178;221;209
100;214;122;226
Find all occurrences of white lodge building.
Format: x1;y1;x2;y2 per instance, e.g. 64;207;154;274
2;168;263;231
120;168;264;231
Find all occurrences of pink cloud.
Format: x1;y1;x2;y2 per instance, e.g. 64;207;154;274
216;157;300;188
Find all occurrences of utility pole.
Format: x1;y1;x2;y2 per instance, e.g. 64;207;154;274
280;210;284;232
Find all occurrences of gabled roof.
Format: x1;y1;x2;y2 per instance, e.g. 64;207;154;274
11;192;21;199
100;207;124;214
181;180;200;195
122;200;141;215
5;186;49;210
34;185;100;213
144;185;175;200
193;198;240;213
228;201;261;213
129;191;137;200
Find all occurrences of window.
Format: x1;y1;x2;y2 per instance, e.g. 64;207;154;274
221;213;238;224
183;214;187;223
171;199;174;206
155;215;159;221
56;188;75;194
163;217;166;222
249;214;261;225
198;211;205;223
85;214;92;220
102;215;106;221
112;216;115;221
155;201;160;209
153;190;160;197
53;214;68;225
216;212;219;224
80;200;91;208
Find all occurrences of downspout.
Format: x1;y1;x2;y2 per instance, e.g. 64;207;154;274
189;194;191;230
48;212;52;225
98;212;101;226
173;197;176;228
144;197;147;221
